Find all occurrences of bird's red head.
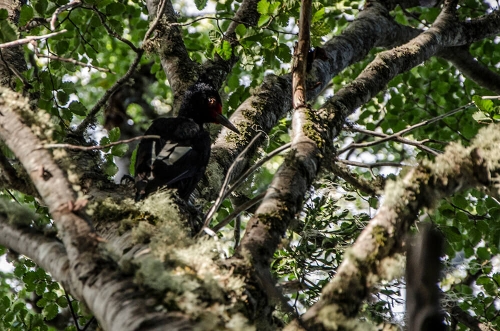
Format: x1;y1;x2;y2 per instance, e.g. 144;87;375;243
179;83;240;134
208;96;223;120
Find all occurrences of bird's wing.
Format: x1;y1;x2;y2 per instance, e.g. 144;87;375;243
153;140;199;185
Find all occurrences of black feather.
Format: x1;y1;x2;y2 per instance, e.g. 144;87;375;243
134;82;232;201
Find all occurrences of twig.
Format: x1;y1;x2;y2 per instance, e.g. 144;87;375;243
339;159;404;168
91;7;139;52
0;30;68;49
168;15;297;35
211;191;266;233
143;0;166;43
229;143;292;198
35;52;114;73
64;292;80;330
201;132;265;232
345;126;443;156
44;135;160;151
201;141;292;234
51;0;82;31
338;103;473;155
330;161;383;196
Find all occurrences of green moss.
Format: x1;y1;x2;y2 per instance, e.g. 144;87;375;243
303;121;324;148
372;225;387;247
0;199;38;226
88;197;139;226
302;108;325;149
204;162;226;197
318;304;375;330
90;191;249;326
257;211;282;226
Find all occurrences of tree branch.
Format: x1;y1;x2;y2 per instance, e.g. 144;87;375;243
234;0;315;315
204;0;426;201
439;46;500;95
43;135;161;151
0;87;197;331
0;30;68;49
0;219;69;285
144;0;198;112
297;122;500;329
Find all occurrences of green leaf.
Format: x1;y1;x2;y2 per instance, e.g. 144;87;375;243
90;14;101;27
68;101;87;116
56;91;69;105
452;194;468;209
56;296;68;308
106;3;126;16
312;7;325;23
235;24;246;37
60;81;76;94
443;226;462;242
108;18;124;34
108;127;120;142
36;297;48;308
194;0;208;10
23;271;37;286
0;9;8;20
12;301;24;312
477;247;491;260
111;144;128;157
35;282;46;296
0;20;17;43
14;264;27;277
472;95;495;113
277;43;291;63
54;40;69;55
257;0;270;14
476;275;491;286
100;136;110;149
269;1;281;15
104;162;118;176
43;303;59;320
217;40;232;61
4;311;14;323
19;5;34;26
258;14;271;27
34;0;48;15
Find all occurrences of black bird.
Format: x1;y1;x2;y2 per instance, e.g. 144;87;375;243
134;82;239;201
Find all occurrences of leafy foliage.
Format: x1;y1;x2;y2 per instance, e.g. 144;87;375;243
0;0;499;330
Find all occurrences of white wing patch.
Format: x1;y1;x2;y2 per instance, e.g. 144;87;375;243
156;141;192;166
149;141;157;167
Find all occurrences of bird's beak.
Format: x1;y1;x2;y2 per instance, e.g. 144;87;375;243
216;114;240;134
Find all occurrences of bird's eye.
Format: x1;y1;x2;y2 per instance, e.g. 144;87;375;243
208;97;216;105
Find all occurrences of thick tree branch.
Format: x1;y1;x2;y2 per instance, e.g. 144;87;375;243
205;0;418;201
0;88;196;331
235;0;316;314
406;224;446;331
230;3;500;328
439;46;500;95
145;0;198;112
200;0;260;88
0;219;69;285
297;122;500;329
208;3;500;203
450;304;495;331
0;150;38;197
